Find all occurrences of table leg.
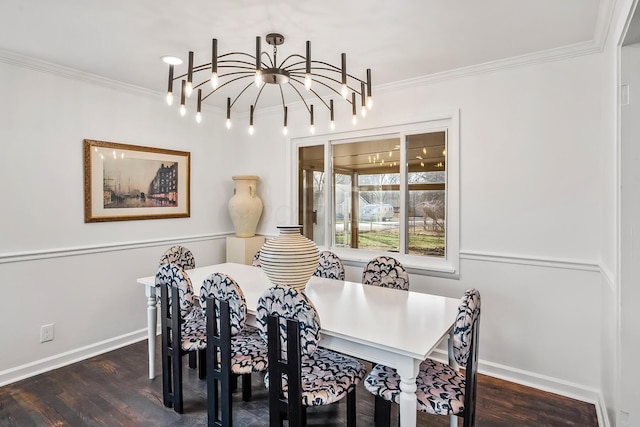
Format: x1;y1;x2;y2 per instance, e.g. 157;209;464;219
145;286;157;379
396;359;421;427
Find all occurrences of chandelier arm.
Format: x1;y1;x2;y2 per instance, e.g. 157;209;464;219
261;51;274;68
278;84;286;109
288;78;332;110
174;61;258;78
252;82;268;110
313;61;368;84
289;72;363;96
290;60;368;85
200;75;253;103
277;54;306;69
285;82;311;113
230;81;255;108
193;71;254;92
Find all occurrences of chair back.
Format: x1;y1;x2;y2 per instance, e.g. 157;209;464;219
361;255;409;291
205;295;233;427
313;250;346;280
159;245;196;270
155;263;197;319
200;272;248;336
251;250;261;267
452;288;481;427
256;285;321;357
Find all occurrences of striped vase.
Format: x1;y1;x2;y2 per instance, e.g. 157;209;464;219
259;226;320;291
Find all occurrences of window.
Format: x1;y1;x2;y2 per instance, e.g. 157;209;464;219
293;113;459;276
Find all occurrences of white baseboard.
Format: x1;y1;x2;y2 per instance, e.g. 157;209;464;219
0;329;148;387
430;348;612;427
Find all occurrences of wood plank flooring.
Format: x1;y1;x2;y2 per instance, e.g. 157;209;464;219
0;340;598;426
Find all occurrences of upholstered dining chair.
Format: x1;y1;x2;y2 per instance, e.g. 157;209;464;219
257;284;366;427
364;288;481;427
313;250;346;280
251;250;262;267
361;255;410;291
200;272;269;426
159;244;199;369
156;263;207;414
159;245;196;270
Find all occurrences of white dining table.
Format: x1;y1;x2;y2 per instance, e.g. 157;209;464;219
137;262;460;427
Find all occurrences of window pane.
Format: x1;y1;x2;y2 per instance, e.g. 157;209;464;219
334;173;352;247
298;145;324;245
332;138;401;253
407;132;446;257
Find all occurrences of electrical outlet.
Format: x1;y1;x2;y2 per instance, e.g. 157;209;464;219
40;324;54;343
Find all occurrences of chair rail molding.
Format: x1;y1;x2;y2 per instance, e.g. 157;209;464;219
0;233;230;264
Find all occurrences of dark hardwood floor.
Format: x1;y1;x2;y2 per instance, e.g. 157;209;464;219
0;340;598;426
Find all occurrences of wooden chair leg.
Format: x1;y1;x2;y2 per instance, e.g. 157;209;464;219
241;373;252;401
347;388;357;427
161;339;172;408
198;349;206;379
189;351;197;369
374;395;392;427
172;350;184;413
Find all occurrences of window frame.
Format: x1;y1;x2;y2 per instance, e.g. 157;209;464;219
290;110;460;277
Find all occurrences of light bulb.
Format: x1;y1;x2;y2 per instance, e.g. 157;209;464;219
185;81;193;97
254;70;262;87
166;93;173;106
249;125;254;135
195;112;202;123
304;74;312;90
352;115;357;125
367;96;373;110
225;118;231;129
341;84;348;99
179;105;186;116
361;106;367;118
211;72;219;89
310;125;315;134
330;120;335;131
283;126;288;136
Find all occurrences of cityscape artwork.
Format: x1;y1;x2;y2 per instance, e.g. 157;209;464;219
84;139;190;222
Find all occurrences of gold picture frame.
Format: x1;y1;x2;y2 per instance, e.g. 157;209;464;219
83;139;190;222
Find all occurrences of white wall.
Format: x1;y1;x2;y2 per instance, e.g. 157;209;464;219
0;36;621;426
0;57;239;383
620;42;640;427
238;52;612;407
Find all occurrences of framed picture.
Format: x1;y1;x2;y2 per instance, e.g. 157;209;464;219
83;139;190;222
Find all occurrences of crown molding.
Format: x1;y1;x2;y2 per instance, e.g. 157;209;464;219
0;47;161;98
376;39;604;94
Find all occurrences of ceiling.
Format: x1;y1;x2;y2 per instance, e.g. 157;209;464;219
0;0;604;114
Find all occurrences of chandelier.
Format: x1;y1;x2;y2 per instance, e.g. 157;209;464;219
164;33;372;135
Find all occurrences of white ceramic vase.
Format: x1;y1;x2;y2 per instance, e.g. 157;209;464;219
259;225;320;291
228;175;263;238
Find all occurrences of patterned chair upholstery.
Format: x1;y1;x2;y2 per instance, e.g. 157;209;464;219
364;288;481;427
313;250;346;280
251;250;261;267
155;263;207;414
159;245;196;270
361;255;410;291
200;273;269;426
158;245;200;370
257;285;366;427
